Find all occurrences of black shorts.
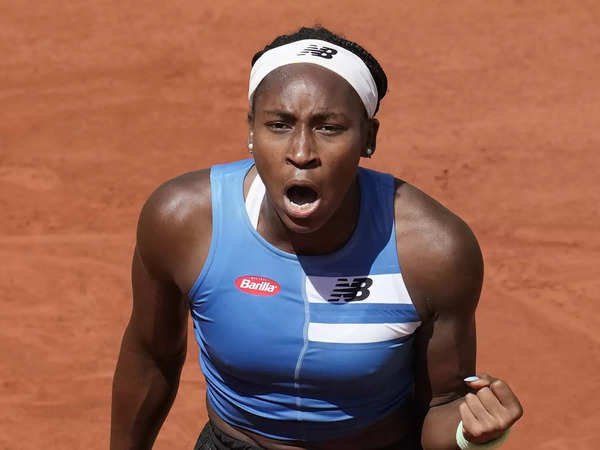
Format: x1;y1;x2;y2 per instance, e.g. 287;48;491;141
193;421;420;450
194;421;263;450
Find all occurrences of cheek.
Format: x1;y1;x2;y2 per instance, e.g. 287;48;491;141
252;135;289;169
252;158;287;200
321;157;361;198
252;158;276;184
327;144;362;172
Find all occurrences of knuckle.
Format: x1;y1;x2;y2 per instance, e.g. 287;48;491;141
485;418;499;430
466;392;478;401
476;386;492;398
465;393;480;407
495;418;509;431
468;424;485;439
513;404;524;419
491;379;506;389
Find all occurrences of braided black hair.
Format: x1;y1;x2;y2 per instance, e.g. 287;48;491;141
251;26;388;114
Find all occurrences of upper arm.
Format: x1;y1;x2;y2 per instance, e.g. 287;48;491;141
123;170;212;366
412;224;483;408
395;182;483;408
126;246;188;369
414;226;484;449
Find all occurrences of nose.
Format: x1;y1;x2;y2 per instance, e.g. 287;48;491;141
286;125;319;169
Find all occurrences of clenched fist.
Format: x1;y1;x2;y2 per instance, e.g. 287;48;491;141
459;374;523;445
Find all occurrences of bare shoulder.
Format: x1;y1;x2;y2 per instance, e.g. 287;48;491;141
137;169;212;292
393;180;483;320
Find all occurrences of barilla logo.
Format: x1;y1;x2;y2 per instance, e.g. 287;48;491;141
235;275;281;297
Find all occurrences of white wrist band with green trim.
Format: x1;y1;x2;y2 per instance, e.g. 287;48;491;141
456;421;510;449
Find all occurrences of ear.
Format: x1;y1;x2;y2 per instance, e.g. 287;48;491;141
361;118;380;158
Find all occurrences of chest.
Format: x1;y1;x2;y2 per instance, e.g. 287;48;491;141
190;253;421;388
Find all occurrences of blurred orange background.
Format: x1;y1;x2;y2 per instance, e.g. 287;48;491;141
1;1;598;449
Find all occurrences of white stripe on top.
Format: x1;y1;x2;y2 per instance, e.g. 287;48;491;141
307;322;421;344
245;172;265;229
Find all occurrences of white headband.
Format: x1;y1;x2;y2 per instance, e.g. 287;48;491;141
248;39;379;117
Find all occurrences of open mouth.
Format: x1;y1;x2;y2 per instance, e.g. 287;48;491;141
284;184;321;218
287;186;318;207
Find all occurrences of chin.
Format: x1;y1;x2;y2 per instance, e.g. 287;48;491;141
281;215;326;235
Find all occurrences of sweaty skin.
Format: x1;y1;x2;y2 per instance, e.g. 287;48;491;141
111;64;522;450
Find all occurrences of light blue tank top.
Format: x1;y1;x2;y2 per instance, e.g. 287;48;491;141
188;159;421;441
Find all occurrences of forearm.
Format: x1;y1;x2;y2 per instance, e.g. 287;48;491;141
421;398;462;450
110;335;185;450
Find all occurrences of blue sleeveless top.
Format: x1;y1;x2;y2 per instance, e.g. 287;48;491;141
188;159;421;441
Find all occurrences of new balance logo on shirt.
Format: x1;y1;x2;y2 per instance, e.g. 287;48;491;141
328;277;373;302
305;273;414;305
297;45;338;59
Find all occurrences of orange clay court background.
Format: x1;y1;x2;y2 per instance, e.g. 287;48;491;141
1;1;599;449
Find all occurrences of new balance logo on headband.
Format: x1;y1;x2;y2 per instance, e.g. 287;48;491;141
297;44;338;59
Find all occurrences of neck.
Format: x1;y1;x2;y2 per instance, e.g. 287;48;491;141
259;179;361;256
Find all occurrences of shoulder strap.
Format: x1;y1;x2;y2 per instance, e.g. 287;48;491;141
245;173;265;230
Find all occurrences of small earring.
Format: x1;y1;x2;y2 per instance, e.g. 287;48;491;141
248;142;253;153
366;147;373;157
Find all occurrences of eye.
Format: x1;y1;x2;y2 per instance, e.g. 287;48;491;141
316;124;345;135
266;121;292;132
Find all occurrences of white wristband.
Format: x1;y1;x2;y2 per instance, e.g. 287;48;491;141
456;421;510;449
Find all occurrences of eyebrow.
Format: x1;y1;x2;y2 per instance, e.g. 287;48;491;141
263;110;350;121
263;110;296;121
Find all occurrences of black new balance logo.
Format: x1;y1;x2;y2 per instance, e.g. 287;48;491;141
297;45;338;59
328;277;373;302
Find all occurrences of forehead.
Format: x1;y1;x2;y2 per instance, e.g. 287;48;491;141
253;63;365;114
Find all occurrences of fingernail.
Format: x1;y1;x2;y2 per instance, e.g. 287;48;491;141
464;376;480;382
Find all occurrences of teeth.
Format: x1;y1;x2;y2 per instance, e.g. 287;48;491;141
291;201;314;209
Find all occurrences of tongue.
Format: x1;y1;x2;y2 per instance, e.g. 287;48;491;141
287;186;317;205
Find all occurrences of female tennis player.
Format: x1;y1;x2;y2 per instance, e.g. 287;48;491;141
111;26;523;450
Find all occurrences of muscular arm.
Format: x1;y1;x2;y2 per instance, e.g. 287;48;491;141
111;171;211;450
412;218;482;449
110;248;188;450
395;182;521;449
